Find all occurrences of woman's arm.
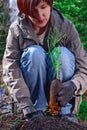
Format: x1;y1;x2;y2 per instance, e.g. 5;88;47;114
2;24;36;115
65;21;87;96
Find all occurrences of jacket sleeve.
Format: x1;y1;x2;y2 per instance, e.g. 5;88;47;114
65;21;87;96
2;25;36;114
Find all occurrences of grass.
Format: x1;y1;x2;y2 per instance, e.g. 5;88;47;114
78;96;87;121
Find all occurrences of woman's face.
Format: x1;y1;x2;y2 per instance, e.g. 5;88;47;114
28;1;51;30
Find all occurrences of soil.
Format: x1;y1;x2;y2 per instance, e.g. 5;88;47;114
0;114;87;130
15;116;87;130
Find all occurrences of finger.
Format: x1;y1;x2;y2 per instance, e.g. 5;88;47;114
57;95;64;102
58;90;64;96
58;100;66;107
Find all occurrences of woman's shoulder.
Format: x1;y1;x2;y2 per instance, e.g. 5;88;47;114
9;18;20;37
52;8;74;32
10;18;19;29
52;8;72;25
52;8;64;21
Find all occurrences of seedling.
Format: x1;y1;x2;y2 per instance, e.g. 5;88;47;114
47;27;66;79
46;27;66;115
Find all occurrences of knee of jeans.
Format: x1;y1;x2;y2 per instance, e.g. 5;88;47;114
59;47;75;81
21;45;46;66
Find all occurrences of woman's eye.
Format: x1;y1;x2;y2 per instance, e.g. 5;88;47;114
41;5;47;9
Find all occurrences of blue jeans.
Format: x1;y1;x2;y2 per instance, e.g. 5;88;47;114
20;45;75;114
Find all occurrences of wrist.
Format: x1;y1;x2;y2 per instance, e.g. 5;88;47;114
26;110;45;119
23;106;36;116
70;80;77;93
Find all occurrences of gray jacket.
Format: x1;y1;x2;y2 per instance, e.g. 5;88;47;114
3;8;87;114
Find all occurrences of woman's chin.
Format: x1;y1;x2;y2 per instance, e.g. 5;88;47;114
35;22;48;29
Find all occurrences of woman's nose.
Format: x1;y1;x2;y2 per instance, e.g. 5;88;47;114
37;11;44;20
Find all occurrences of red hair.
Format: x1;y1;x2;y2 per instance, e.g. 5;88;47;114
17;0;53;16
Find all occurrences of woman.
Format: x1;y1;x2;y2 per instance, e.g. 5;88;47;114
3;0;87;121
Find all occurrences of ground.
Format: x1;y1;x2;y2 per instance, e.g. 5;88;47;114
0;113;87;130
